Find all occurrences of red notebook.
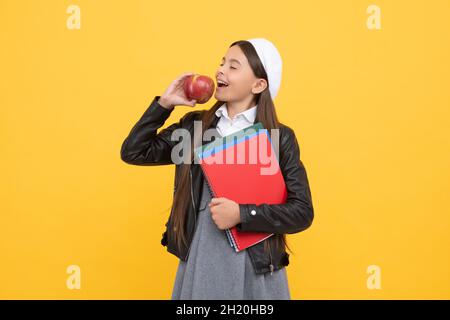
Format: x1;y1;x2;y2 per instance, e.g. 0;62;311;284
194;122;288;252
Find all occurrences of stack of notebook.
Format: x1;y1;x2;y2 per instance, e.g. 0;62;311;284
194;122;288;252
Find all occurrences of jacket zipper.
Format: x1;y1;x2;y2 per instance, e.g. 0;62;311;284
185;167;197;260
268;239;274;276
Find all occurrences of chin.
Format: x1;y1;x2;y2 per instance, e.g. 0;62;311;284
214;91;228;101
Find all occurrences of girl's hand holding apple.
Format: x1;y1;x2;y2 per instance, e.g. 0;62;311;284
158;72;215;110
158;72;197;110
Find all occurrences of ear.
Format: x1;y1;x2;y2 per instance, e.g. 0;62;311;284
251;78;268;95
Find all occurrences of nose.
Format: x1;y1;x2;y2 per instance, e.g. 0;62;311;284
216;66;226;78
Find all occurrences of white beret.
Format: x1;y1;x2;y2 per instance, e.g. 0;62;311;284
247;38;283;99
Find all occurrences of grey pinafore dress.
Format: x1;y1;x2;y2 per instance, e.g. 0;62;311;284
171;174;291;300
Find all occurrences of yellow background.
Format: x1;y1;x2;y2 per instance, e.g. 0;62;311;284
1;0;449;299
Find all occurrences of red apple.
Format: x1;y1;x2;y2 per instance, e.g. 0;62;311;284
183;74;215;104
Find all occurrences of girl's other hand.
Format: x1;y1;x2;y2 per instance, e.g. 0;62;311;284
158;72;198;109
209;197;241;230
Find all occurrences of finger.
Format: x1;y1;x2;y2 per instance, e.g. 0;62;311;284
175;72;195;88
209;197;225;206
209;198;221;206
173;74;188;87
180;71;195;79
180;99;195;107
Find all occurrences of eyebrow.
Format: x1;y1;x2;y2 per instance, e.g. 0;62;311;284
221;57;241;65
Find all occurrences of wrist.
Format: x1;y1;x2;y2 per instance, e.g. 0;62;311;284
158;97;174;110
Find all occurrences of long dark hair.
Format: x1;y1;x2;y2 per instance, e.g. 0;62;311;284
170;40;293;257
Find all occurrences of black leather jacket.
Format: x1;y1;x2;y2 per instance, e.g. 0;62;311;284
120;95;314;275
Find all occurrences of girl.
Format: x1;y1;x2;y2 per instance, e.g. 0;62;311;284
121;38;314;300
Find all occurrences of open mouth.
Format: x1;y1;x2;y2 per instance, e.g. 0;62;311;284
217;80;229;88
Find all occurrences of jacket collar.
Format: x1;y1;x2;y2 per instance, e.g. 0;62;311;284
209;110;221;129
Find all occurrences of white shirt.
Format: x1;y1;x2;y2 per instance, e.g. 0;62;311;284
214;103;258;137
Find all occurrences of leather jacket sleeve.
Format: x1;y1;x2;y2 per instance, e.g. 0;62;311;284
236;126;314;235
120;95;194;166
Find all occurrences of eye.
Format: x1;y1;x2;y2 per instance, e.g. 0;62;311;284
219;63;237;69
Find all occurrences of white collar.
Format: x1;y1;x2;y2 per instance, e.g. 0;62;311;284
215;103;258;123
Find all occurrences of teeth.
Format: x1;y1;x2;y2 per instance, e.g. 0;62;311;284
217;80;228;85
